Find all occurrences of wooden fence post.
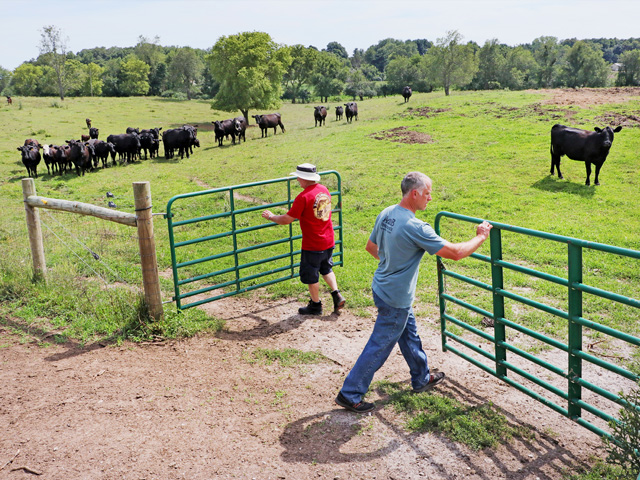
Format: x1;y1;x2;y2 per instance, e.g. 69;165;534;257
21;178;47;281
133;181;163;321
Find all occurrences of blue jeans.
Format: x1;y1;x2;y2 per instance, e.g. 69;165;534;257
339;290;430;404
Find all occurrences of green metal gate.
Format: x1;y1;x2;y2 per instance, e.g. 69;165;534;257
435;211;640;441
166;171;343;310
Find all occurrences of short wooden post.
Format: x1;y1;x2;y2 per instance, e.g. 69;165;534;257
133;181;163;321
22;178;47;281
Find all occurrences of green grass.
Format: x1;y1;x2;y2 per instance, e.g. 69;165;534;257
243;348;328;367
375;380;533;450
1;91;639;347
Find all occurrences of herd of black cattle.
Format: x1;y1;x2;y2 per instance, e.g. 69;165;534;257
16;91;623;186
16;101;361;179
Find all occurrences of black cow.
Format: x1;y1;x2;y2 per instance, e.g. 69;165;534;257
42;144;58;175
126;127;140;135
66;140;93;176
86;118;91;128
550;124;622;186
139;131;157;159
233;117;247;143
402;86;412;103
344;102;358;123
335;106;343;121
140;127;162;140
163;126;197;159
252;113;285;137
213;119;236;146
314;106;328;127
54;144;71;174
88;139;116;168
106;133;141;164
89;127;99;139
17;145;41;178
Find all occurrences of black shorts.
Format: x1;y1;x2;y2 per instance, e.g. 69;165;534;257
299;248;334;284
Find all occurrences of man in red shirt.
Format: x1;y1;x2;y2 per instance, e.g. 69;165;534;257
262;164;345;315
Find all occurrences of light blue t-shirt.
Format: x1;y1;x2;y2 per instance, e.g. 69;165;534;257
369;204;446;308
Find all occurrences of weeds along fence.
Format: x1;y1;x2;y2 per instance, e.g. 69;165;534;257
435;211;640;442
21;178;163;320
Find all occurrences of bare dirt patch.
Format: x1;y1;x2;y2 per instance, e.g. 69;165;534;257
1;289;628;479
403;106;452;118
370;126;434;144
594;111;640;128
536;87;640;107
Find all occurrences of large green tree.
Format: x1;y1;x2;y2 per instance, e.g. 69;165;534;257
135;36;167;95
531;36;562;88
10;64;43;96
167;47;203;100
424;30;478;95
503;47;538;90
616;49;640;86
39;25;69;100
0;66;12;95
310;51;348;102
385;56;422;93
560;40;609;87
119;54;150;96
365;38;419;73
282;44;317;103
325;41;348;59
472;39;507;90
207;31;291;121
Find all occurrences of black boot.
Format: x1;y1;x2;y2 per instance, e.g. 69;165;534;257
299;300;322;315
331;290;345;312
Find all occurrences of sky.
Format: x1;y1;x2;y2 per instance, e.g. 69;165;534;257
2;0;640;70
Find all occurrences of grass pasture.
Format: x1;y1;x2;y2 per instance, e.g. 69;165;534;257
1;90;639;354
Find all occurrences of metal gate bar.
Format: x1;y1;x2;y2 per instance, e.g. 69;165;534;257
435;211;640;441
166;171;342;310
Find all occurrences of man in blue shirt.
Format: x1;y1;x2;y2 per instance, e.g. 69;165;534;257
336;172;493;413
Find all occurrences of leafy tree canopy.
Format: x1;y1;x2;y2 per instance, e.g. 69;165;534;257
207;31;291;119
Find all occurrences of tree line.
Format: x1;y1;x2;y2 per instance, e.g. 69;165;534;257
1;27;640;108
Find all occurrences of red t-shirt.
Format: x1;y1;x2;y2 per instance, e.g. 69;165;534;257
287;183;335;251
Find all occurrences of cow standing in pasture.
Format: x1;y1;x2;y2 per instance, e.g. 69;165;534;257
213;119;236;146
6;96;12;105
344;102;358;123
335;106;343;121
314;106;328;127
252;113;285;137
402;86;412;102
17;145;41;178
89;127;99;139
107;133;141;164
42;144;58;175
550;124;622;186
233;117;248;143
54;144;71;173
86;118;92;128
66;140;93;176
163;126;198;159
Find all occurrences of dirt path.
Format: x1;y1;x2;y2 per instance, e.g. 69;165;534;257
1;291;617;480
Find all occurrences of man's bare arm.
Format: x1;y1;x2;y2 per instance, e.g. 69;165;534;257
436;221;492;261
365;239;379;260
